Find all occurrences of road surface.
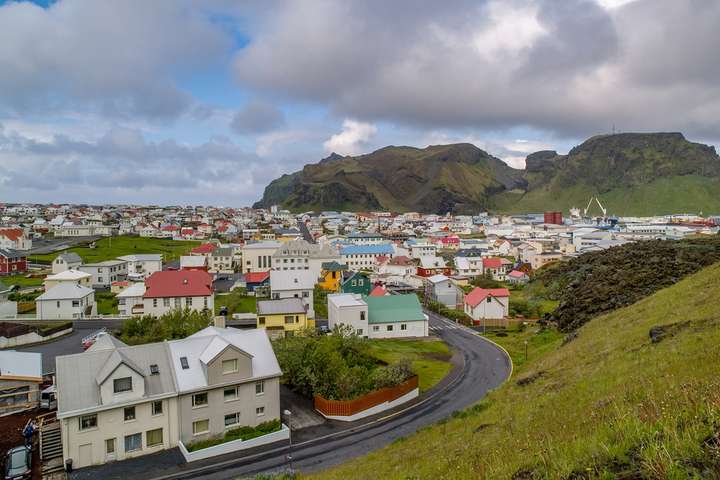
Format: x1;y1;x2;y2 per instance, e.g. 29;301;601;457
150;311;511;479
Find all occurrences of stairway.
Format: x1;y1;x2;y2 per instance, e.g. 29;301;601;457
40;419;64;477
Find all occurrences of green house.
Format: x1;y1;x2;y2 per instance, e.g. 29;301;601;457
341;271;372;296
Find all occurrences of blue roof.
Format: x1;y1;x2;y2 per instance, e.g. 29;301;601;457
347;232;383;238
340;244;395;255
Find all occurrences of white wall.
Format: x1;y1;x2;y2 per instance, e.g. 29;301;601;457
368;319;428;338
328;301;368;337
37;293;96;320
465;296;508;320
142;295;214;317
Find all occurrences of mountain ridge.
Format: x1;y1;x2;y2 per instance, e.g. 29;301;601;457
255;132;720;215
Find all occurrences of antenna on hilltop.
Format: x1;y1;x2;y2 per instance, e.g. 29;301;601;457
612;124;616;135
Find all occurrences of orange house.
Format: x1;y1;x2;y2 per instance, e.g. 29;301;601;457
318;261;348;292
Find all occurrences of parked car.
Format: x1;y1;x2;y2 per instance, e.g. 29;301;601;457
4;446;31;480
40;385;57;410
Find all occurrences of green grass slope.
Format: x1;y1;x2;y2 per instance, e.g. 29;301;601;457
492;175;720;216
310;262;720;479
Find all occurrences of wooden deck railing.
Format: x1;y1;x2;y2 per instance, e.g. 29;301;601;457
314;375;419;417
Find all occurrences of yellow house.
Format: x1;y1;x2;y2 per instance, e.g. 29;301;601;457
256;298;313;338
318;261;348;292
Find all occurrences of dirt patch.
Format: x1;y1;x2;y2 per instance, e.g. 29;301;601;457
422;351;452;362
516;370;545;387
649;321;690;343
0;409;42;479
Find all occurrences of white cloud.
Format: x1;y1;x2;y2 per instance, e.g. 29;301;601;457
473;2;547;61
323;119;377;155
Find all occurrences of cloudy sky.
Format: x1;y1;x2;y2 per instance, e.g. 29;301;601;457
1;0;718;206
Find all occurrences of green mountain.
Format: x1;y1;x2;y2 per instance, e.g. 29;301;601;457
311;260;720;479
255;133;720;215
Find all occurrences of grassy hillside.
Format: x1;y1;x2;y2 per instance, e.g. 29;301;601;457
29;236;200;264
310;262;720;479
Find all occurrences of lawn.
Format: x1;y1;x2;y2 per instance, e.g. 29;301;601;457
96;291;119;315
2;273;45;288
214;289;257;316
366;338;453;392
508;281;559;319
29;236;200;264
480;324;563;374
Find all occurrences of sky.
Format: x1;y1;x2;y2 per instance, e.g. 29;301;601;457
1;0;719;207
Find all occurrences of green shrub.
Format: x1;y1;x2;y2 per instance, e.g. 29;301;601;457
186;419;282;452
117;308;212;345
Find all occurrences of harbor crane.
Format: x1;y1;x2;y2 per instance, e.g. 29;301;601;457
583;196;607;217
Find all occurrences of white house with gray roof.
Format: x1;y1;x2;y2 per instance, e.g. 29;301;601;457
52;252;83;274
117;254;163;280
35;283;96;320
55;327;282;469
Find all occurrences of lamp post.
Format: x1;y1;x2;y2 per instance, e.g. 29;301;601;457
524;340;528;362
283;409;293;472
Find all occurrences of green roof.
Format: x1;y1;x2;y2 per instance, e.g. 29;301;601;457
322;261;347;272
365;294;426;324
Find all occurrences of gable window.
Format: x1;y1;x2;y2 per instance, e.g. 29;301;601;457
224;387;238;402
124;433;142;452
79;414;97;431
255;381;265;395
487;297;492;303
192;392;208;408
360;311;366;321
150;364;159;375
113;377;132;393
152;400;163;416
146;428;163;447
224;412;240;428
180;357;189;369
222;359;238;374
192;419;209;435
124;406;136;421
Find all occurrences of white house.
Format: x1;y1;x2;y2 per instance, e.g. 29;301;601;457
52;252;83;274
117;254;163;280
142;270;214;317
44;270;93;291
269;270;315;318
409;242;436;259
117;283;147;317
0;228;32;250
80;260;128;289
425;274;461;308
36;283;96;320
340;244;395;270
463;287;509;324
328;293;428;339
242;241;281;273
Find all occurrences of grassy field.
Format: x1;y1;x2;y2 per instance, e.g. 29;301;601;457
96;291;119;315
366;338;453;392
29;236;201;264
480;324;563;374
214;289;257;316
311;262;720;479
2;273;45;288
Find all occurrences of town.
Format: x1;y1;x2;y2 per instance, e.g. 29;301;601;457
0;202;718;479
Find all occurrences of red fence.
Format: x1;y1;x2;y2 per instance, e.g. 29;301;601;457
314;375;419;417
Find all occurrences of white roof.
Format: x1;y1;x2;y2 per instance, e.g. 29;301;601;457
180;256;206;267
270;269;316;291
45;269;91;281
243;241;281;250
37;283;94;301
328;293;366;308
419;256;447;269
0;351;42;379
117;254;163;262
116;282;146;298
167;327;281;392
427;274;450;284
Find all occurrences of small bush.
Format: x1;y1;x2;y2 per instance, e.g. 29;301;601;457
186;419;282;452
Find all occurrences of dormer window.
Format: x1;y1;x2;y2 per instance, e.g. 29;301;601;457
180;357;189;369
113;377;132;393
150;364;159;375
222;359;238;374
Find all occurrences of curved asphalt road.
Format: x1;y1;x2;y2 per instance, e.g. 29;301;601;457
154;311;512;480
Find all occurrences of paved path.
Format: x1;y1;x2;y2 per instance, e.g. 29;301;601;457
148;311;511;479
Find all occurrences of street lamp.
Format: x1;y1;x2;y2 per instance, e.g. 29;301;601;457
524;340;528;362
283;409;293;472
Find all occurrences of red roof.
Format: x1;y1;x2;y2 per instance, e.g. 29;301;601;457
464;287;510;307
508;270;527;278
144;270;213;298
0;228;24;241
190;243;217;254
482;257;511;269
161;225;180;231
369;285;388;296
245;271;270;284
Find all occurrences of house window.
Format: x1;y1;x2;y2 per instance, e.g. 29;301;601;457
163;298;170;307
146;428;163;447
192;419;209;435
79;414;97;431
351;280;357;286
98;277;103;283
224;387;238;402
185;297;193;306
357;329;363;336
56;301;60;308
258;317;266;325
153;299;158;308
124;433;142;452
284;315;295;324
124;406;136;421
152;400;163;416
401;324;407;331
113;377;132;393
224;413;240;427
192;392;208;407
72;300;80;307
222;359;238;374
360;311;366;321
150;364;159;375
487;297;492;303
180;357;189;369
372;326;380;332
387;325;393;331
203;297;208;308
105;438;115;455
256;381;265;395
256;406;265;417
174;298;181;308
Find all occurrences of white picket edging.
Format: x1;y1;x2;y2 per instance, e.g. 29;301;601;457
178;424;290;463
